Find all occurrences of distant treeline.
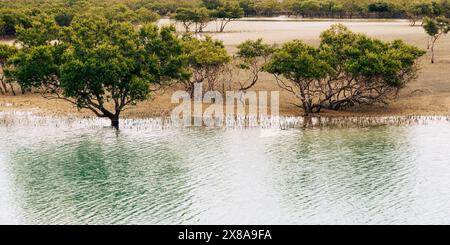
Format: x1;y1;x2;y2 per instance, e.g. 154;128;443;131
1;0;449;37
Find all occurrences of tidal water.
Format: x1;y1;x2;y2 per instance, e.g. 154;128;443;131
1;115;450;224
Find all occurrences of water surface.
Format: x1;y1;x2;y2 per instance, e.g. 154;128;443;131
1;116;450;224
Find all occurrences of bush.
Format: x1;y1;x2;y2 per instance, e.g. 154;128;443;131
264;24;425;114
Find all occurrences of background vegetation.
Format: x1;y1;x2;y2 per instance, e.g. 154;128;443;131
1;0;450;38
0;0;443;127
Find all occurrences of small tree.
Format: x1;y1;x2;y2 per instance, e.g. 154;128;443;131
173;8;196;32
134;7;160;24
6;19;189;128
264;40;331;114
194;8;212;33
423;16;449;63
211;1;244;32
264;24;425;115
0;10;32;37
405;2;433;26
238;0;258;16
54;10;74;27
202;0;223;10
0;44;18;95
235;38;274;91
173;8;211;33
102;4;137;23
299;0;321;17
254;0;282;16
182;35;230;96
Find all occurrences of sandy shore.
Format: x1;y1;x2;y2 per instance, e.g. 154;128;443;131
1;19;450;119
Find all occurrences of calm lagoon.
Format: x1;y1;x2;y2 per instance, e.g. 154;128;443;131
1;114;450;224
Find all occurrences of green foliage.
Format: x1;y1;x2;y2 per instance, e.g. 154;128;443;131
0;44;18;94
202;0;223;9
210;0;244;32
182;35;230;94
254;0;282;16
212;1;245;19
265;40;331;81
423;16;449;63
0;0;449;36
172;7;211;32
173;7;196;23
236;38;275;90
184;36;230;74
54;10;74;27
237;38;275;61
0;44;18;67
174;0;243;32
6;19;189;127
6;45;61;90
0;0;435;118
238;0;258;16
0;9;32;36
143;0;201;15
135;7;160;24
423;16;449;36
102;4;138;23
0;0;163;37
16;16;61;48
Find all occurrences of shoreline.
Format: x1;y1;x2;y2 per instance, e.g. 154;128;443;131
2;87;450;119
1;103;450;130
2;111;450;130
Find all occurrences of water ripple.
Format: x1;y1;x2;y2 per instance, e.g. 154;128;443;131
1;113;450;224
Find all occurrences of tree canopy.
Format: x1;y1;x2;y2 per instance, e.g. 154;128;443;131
172;7;211;33
423;16;449;63
0;44;18;95
6;18;190;128
181;35;230;95
236;39;275;90
0;0;449;37
0;1;430;123
210;0;244;32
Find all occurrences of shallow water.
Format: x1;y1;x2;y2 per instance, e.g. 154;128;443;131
1;113;450;224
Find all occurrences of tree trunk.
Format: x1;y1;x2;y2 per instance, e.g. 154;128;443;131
0;78;4;95
0;76;8;94
186;83;195;98
302;101;312;116
10;83;15;96
1;81;7;94
431;41;435;64
219;19;230;32
110;116;119;129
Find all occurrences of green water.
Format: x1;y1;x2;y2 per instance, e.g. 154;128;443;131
1;117;450;224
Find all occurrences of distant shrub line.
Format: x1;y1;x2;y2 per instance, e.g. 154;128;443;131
1;0;449;37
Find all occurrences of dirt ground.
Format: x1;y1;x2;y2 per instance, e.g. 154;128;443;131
1;19;449;118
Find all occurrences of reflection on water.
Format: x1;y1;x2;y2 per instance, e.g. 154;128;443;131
1;119;450;224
